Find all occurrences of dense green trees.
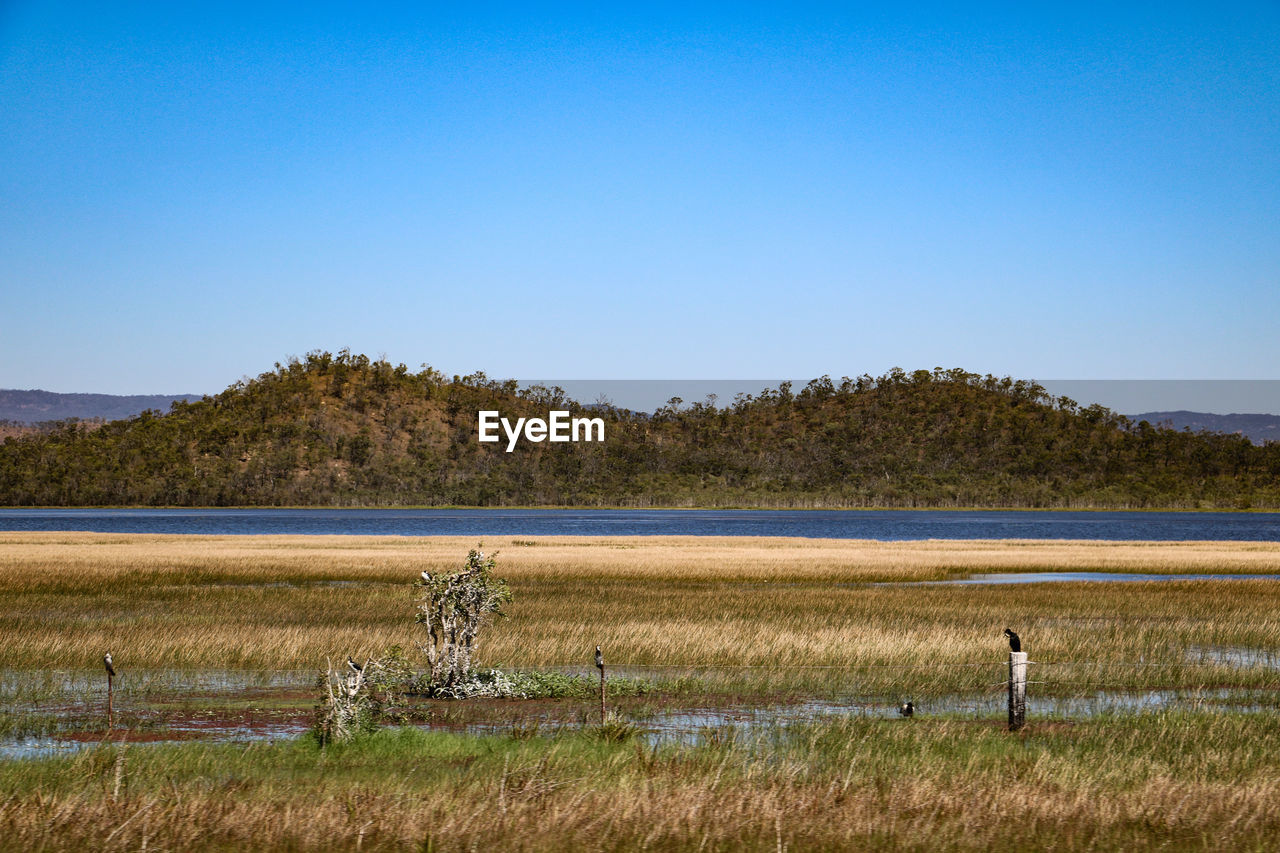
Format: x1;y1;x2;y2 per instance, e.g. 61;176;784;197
0;352;1276;508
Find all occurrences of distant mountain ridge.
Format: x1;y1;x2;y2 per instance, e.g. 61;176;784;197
0;389;202;425
1130;411;1280;446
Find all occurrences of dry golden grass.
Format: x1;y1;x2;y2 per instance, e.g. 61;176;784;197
2;533;1279;693
6;531;1280;582
3;714;1280;851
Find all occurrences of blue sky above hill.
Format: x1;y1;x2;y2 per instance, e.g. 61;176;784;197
2;2;1277;394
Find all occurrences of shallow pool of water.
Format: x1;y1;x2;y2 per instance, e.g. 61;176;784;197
411;689;1280;747
890;572;1280;586
0;738;94;761
629;690;1276;744
5;687;1273;759
1185;646;1280;670
0;669;317;704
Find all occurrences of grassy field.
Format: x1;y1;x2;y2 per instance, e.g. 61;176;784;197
3;533;1280;850
1;533;1279;693
3;714;1280;851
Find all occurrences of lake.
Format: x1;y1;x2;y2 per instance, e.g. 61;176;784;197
0;508;1278;540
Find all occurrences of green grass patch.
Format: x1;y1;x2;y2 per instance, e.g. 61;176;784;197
4;713;1280;850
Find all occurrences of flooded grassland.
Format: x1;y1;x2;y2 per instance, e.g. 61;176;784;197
2;533;1279;850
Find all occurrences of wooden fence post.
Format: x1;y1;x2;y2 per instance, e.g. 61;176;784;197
1008;651;1027;731
107;672;114;732
595;645;606;723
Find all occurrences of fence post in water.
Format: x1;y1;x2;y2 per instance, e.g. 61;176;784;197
103;652;117;733
595;645;606;723
1008;651;1027;731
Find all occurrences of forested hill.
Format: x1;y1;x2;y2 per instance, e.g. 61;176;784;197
1;351;1277;508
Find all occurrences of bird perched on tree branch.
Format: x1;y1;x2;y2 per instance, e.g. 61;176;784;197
1004;628;1022;653
103;652;115;677
347;656;363;673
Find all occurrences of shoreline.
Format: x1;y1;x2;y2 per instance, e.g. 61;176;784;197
1;504;1278;513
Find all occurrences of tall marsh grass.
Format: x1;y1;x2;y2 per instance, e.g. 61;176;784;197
3;713;1280;850
1;533;1278;694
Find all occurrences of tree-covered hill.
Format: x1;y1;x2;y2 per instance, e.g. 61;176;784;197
1;351;1276;508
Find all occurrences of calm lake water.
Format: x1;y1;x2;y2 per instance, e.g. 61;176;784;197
0;508;1278;540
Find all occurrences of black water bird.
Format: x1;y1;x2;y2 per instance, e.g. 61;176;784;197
1004;628;1022;653
594;645;604;670
347;656;363;673
103;652;116;677
899;701;914;718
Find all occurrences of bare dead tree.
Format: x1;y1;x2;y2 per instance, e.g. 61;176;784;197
414;548;511;687
315;656;370;745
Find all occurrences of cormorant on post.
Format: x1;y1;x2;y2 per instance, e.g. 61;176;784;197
347;656;363;674
1004;628;1022;653
594;645;604;670
103;652;116;677
899;701;914;718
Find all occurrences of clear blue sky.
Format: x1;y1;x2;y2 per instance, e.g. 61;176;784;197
2;2;1277;394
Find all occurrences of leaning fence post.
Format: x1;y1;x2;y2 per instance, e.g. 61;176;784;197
1008;650;1027;731
595;645;606;723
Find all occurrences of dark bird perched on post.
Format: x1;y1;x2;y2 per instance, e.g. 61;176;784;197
347;656;363;673
899;701;914;718
595;645;604;670
1004;628;1021;653
103;652;116;677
